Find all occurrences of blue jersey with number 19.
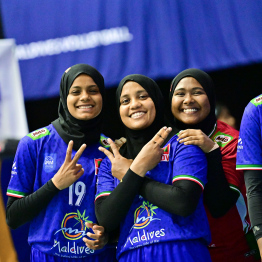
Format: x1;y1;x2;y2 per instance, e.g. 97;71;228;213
236;94;262;170
7;124;114;259
95;134;211;260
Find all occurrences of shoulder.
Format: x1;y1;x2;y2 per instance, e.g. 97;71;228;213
26;125;53;141
212;120;238;148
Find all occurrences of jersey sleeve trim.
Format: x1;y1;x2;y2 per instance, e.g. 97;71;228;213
229;184;241;195
236;164;262;170
172;175;204;190
6;189;27;198
95;191;111;201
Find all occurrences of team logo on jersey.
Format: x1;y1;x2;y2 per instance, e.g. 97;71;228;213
94;159;102;175
237;137;243;150
43;154;56;173
11;161;17;175
212;131;233;147
253;95;262;106
27;128;50;140
100;135;110;148
161;144;170;162
55;210;93;241
132;201;160;230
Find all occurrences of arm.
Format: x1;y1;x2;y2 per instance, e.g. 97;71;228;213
6;140;86;229
6;180;59;229
139;178;202;216
178;129;239;217
244;170;262;259
203;148;239;217
95;127;172;232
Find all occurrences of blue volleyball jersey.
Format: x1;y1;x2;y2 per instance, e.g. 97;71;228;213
7;124;113;259
95;135;211;260
236;94;262;170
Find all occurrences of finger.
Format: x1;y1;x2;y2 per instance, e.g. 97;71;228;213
107;138;122;157
72;143;87;165
114;137;126;148
92;224;105;234
85;222;94;229
65;140;74;163
152;127;172;147
98;146;115;162
86;231;102;240
83;238;100;250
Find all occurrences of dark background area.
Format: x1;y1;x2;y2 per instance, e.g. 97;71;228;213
25;62;262;139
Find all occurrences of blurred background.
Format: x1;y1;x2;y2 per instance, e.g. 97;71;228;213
0;1;262;261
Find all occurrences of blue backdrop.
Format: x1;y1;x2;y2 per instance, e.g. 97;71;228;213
1;0;262;100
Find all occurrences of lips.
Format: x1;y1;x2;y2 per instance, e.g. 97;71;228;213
181;108;198;113
77;105;93;109
130;111;146;119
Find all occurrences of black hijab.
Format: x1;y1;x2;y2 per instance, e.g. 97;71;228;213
52;64;105;150
169;68;217;136
116;74;172;159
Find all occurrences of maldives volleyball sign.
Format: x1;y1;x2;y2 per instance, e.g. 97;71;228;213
2;0;262;100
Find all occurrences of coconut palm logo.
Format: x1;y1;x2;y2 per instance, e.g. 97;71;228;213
133;201;159;230
57;210;93;240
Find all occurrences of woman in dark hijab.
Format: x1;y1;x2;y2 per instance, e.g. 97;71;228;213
169;68;259;262
6;64;117;262
95;74;212;262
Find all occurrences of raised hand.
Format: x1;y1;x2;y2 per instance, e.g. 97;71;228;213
114;137;126;150
52;140;86;190
130;126;172;177
99;138;133;181
177;129;217;153
83;222;108;250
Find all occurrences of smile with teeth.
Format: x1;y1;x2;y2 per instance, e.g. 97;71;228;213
182;108;198;113
131;112;145;119
77;105;93;109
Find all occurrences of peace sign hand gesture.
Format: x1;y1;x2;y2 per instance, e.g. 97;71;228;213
130;126;172;177
52;140;87;190
99;138;133;181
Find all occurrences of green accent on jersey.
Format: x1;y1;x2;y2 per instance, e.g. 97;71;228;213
251;94;262;106
211;131;233;147
27;128;50;140
99;135;110;148
7;189;27;197
236;164;262;170
95;191;111;201
229;184;240;196
172;175;204;190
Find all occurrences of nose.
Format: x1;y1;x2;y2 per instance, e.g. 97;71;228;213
183;93;194;104
80;91;90;101
130;98;141;109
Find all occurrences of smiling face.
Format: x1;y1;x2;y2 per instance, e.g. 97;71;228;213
171;77;210;125
67;74;102;120
119;81;156;130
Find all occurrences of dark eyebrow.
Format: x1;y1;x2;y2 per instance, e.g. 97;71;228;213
175;87;204;91
120;89;147;99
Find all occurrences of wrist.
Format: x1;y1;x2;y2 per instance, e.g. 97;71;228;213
208;142;219;153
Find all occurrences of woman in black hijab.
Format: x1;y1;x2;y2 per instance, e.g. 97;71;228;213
95;74;212;262
169;68;258;262
6;64;117;262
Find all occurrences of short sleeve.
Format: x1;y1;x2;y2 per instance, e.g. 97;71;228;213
95;157;116;200
237;101;262;170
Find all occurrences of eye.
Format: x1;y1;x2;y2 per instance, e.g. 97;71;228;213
70;89;81;95
120;98;130;105
174;91;185;96
139;94;149;100
89;89;100;94
193;90;205;95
